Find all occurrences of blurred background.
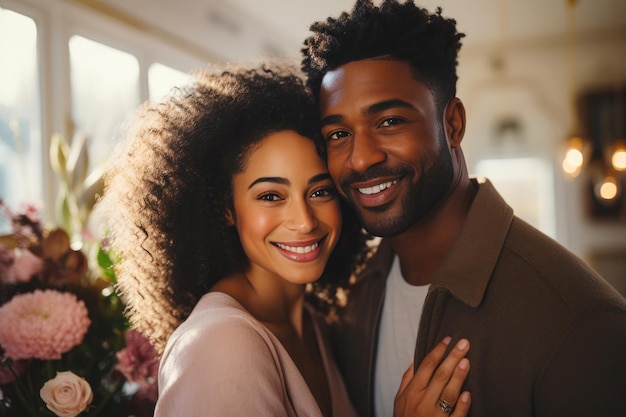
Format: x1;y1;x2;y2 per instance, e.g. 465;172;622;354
1;0;625;293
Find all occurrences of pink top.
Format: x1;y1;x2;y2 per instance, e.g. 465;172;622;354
155;292;358;417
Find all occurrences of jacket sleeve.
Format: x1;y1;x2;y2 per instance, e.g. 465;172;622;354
534;307;626;416
155;318;290;417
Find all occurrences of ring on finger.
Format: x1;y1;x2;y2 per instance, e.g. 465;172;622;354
437;398;454;415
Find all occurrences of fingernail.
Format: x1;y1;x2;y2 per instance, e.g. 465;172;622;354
460;391;471;403
442;336;452;345
456;339;469;350
458;358;469;370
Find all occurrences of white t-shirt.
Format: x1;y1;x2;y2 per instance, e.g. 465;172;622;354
374;256;430;417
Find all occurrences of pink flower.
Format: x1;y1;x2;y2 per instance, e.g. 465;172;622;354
11;248;44;282
0;289;91;360
40;371;93;417
0;358;28;384
115;329;159;401
0;247;14;283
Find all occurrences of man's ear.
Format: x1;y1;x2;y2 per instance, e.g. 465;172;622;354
444;98;466;149
225;209;236;226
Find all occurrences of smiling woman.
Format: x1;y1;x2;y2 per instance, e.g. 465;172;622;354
227;131;341;287
97;62;370;416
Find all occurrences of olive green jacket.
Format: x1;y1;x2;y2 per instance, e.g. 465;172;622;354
330;179;626;417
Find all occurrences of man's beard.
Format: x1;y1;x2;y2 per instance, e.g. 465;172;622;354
340;134;454;237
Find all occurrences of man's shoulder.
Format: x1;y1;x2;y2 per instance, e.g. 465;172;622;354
501;216;626;311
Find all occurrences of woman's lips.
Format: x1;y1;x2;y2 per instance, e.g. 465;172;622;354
272;238;324;262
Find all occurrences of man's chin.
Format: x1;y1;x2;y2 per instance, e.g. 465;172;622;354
355;209;411;237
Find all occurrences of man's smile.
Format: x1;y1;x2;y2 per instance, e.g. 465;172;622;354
357;179;400;195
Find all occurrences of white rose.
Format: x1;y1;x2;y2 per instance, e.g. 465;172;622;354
40;371;93;417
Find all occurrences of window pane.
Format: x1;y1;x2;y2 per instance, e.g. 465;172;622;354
69;35;140;172
149;62;192;102
0;8;41;217
475;157;556;238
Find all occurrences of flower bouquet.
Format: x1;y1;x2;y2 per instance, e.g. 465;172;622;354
0;133;157;417
0;201;158;417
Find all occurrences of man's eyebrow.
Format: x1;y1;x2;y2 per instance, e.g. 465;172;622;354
320;114;343;128
320;98;415;128
366;99;415;115
248;173;331;190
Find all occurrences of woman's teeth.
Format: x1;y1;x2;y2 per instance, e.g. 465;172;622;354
276;242;319;253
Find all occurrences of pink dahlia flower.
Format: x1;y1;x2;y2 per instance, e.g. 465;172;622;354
115;329;159;402
0;289;91;360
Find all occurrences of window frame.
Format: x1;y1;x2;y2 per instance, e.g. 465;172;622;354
0;0;209;223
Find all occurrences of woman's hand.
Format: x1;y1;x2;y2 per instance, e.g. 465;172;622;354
393;337;471;417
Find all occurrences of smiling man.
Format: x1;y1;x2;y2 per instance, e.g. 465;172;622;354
301;1;626;416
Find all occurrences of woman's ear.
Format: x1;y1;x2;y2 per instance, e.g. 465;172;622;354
225;208;236;226
444;97;466;149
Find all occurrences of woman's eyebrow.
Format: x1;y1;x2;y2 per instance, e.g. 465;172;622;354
248;172;331;190
248;176;289;189
308;173;332;185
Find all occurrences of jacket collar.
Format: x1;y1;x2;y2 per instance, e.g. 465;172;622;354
431;178;513;308
360;178;514;309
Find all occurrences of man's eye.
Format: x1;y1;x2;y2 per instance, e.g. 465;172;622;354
327;130;350;141
380;118;403;127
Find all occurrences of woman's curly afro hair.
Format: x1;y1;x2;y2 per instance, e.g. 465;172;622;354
301;0;465;113
99;63;370;354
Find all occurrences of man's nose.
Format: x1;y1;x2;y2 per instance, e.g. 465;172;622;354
347;131;386;172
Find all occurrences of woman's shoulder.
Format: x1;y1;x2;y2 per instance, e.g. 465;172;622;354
166;292;270;351
156;294;301;416
159;292;284;381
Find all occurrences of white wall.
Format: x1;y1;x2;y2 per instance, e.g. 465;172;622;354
458;32;626;284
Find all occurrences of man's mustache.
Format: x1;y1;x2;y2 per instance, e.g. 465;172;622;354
339;166;413;189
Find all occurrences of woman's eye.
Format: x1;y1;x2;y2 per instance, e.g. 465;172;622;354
380;118;403;127
259;192;282;202
327;130;350;141
311;187;336;199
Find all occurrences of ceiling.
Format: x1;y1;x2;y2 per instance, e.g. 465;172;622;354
97;0;625;61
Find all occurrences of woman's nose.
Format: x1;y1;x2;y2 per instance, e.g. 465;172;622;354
285;199;318;233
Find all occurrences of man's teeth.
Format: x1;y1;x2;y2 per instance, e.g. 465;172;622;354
276;242;319;254
358;180;398;195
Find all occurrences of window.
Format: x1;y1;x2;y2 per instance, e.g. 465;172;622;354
149;62;192;103
69;35;140;172
0;1;206;227
0;8;41;213
475;157;556;238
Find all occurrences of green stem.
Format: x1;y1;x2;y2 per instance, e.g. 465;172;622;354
46;360;55;379
88;378;124;417
4;362;41;417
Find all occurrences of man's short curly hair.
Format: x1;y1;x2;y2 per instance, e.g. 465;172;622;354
99;63;370;354
301;0;465;112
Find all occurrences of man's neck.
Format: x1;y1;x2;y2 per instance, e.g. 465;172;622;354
390;176;476;286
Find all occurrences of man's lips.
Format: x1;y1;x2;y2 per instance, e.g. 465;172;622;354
356;179;400;195
346;178;402;208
